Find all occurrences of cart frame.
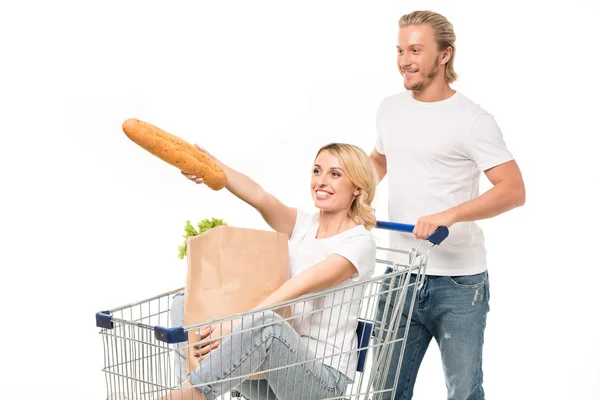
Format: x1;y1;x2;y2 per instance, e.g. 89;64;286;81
96;222;448;400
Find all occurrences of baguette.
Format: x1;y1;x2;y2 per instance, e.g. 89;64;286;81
122;118;227;190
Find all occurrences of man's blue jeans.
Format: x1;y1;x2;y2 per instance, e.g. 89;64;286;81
376;267;490;400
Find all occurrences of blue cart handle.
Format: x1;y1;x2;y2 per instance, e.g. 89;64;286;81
375;221;449;246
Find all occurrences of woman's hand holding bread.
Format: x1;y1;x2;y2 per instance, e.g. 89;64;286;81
181;145;220;185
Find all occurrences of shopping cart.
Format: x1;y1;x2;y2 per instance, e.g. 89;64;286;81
95;222;448;400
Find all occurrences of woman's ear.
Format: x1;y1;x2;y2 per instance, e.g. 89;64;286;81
354;188;361;197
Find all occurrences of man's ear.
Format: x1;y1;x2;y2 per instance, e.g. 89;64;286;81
441;47;453;65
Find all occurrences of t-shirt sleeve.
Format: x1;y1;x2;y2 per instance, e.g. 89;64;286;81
464;113;515;172
333;233;377;282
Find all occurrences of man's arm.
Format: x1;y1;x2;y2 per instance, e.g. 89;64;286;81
454;159;526;221
413;159;526;239
369;149;387;183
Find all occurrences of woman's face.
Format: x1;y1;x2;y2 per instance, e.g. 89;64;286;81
311;150;359;213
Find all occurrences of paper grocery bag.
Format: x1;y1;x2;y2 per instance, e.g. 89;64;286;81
183;225;291;379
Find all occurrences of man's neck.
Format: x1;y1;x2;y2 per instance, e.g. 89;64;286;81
411;82;456;103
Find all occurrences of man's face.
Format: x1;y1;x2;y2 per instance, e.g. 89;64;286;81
397;24;443;92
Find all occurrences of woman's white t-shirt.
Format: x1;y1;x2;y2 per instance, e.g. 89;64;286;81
288;208;376;379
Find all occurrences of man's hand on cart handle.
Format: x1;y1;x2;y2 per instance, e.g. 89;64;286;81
414;209;457;240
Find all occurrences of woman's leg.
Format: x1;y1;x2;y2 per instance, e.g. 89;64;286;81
187;311;348;400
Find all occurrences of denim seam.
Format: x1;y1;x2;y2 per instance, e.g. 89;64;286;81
401;324;426;400
219;332;338;393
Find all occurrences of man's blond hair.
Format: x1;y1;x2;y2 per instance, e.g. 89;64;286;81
399;10;458;84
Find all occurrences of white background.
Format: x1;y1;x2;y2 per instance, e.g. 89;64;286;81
1;0;599;399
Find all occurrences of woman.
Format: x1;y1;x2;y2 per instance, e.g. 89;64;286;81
166;142;378;400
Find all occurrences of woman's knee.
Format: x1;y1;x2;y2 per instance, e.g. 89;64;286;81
240;310;283;331
171;292;185;327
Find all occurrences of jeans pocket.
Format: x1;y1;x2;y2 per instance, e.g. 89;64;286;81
445;272;487;289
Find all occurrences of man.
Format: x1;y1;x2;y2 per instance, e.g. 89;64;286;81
370;10;526;400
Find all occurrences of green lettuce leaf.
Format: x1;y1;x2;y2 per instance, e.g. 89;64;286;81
178;218;227;259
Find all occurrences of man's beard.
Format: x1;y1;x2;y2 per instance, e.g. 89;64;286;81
410;55;440;93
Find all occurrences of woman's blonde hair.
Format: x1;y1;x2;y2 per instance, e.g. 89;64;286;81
315;143;378;230
399;10;458;84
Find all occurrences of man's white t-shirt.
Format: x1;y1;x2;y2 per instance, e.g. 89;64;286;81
288;208;376;380
374;90;514;276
